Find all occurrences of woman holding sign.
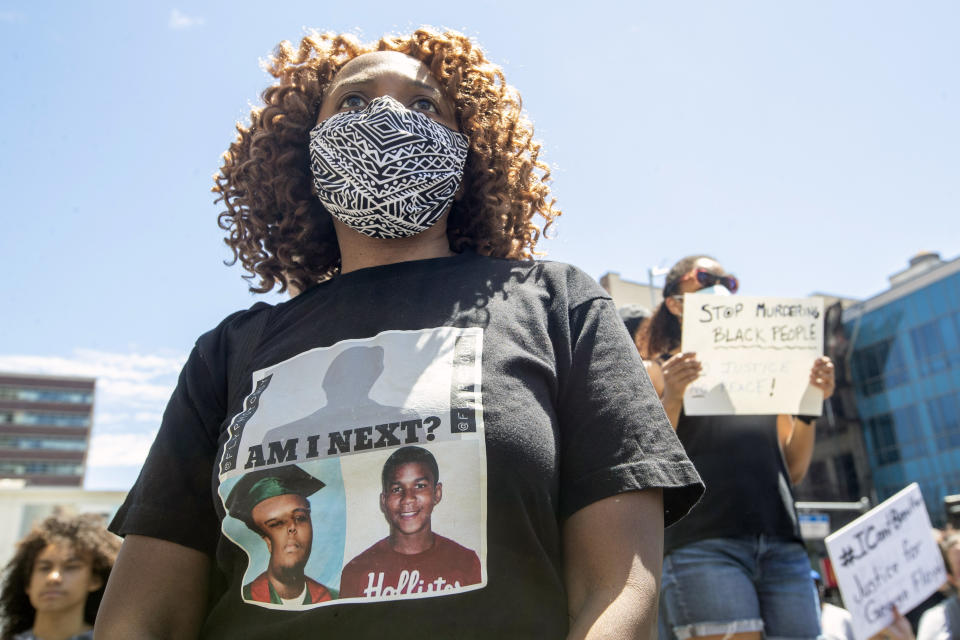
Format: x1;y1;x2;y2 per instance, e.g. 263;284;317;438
94;28;703;640
643;254;835;640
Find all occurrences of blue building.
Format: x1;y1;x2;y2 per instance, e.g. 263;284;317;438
843;252;960;524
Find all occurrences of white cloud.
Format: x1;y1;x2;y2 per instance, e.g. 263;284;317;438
0;350;185;383
133;411;164;423
87;431;158;467
98;378;175;408
168;9;204;29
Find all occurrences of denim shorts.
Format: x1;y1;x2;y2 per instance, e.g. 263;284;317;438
659;535;821;640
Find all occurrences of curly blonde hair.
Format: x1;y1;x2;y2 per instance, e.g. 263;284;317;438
214;27;561;294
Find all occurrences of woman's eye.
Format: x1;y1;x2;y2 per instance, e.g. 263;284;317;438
411;98;438;113
339;95;367;110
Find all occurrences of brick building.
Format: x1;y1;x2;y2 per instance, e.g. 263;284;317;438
0;373;95;486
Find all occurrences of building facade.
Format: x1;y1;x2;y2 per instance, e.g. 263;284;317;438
794;296;875;507
843;252;960;525
599;271;663;313
0;373;95;486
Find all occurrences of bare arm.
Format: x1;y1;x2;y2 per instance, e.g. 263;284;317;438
777;414;816;484
778;356;835;485
652;353;702;429
644;360;665;398
564;489;664;640
94;535;211;640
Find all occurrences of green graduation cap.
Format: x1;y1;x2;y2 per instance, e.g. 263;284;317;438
225;465;325;530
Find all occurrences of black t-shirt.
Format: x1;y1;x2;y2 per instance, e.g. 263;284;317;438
111;252;703;639
663;411;802;556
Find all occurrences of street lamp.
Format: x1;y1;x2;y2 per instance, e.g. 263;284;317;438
648;265;669;309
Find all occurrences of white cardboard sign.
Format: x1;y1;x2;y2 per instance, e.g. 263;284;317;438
824;484;946;640
680;294;824;415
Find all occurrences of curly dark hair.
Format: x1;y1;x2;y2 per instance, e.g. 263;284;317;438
214;27;561;294
0;513;121;640
641;255;715;359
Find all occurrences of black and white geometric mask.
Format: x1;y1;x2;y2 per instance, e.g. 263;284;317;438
309;96;469;239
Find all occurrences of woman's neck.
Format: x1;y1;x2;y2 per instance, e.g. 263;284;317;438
333;216;455;275
31;608;90;640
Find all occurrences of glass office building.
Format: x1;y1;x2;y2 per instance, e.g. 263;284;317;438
844;252;960;524
0;373;95;486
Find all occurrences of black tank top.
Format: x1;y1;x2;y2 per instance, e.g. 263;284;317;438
663;410;802;555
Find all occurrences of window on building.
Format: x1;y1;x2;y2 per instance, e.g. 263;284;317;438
0;461;84;476
928;394;960;451
0;435;87;451
892;405;926;460
0;387;93;404
0;411;90;428
833;453;861;499
911;320;946;359
911;319;951;376
852;339;909;396
868;414;900;466
876;483;899;503
805;460;830;493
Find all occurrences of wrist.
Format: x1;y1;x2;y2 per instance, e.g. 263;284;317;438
792;414;819;424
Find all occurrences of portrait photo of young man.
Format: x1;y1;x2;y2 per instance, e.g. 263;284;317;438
225;465;334;605
339;446;482;598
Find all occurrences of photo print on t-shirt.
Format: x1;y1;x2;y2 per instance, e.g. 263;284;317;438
216;327;487;610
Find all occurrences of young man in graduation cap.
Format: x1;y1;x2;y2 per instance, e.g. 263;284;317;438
225;465;333;605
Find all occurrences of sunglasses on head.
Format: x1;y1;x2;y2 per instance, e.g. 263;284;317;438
677;268;739;294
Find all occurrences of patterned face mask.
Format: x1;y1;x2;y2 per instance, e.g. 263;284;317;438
309;96;469;239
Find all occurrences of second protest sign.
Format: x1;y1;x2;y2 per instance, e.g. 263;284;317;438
680;294;824;415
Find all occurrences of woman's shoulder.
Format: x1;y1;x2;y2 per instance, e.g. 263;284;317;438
484;256;611;308
191;301;275;368
197;301;273;343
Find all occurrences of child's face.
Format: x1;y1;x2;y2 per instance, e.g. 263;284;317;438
26;543;101;614
381;461;442;537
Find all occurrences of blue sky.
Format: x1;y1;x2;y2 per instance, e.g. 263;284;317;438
1;1;957;489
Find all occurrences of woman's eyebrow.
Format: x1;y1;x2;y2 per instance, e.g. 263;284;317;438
329;76;442;96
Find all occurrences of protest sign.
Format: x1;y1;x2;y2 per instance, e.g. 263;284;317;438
680;294;824;415
824;484;946;640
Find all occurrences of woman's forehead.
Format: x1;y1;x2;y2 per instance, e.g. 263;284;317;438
694;257;723;272
330;51;439;91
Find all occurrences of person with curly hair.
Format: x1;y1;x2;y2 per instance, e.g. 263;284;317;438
0;513;120;640
96;27;702;639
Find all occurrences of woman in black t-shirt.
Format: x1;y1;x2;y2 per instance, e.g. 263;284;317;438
94;28;703;640
643;254;835;640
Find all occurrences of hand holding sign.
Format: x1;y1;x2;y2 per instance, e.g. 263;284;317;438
660;352;703;400
809;356;836;401
825;484;946;640
866;607;915;640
